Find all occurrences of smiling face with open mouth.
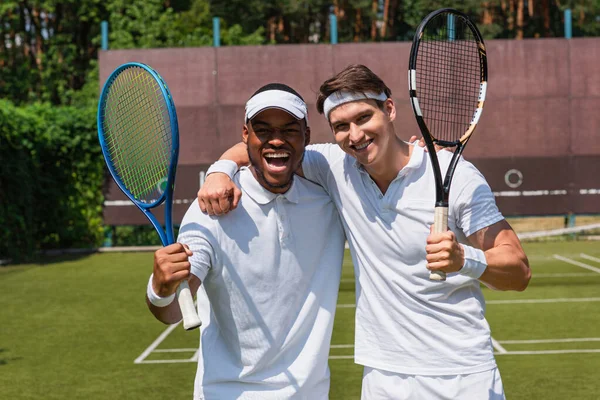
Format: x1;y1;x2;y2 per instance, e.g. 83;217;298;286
244;109;309;193
329;99;395;169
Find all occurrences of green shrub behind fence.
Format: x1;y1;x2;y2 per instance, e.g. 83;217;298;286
0;100;105;261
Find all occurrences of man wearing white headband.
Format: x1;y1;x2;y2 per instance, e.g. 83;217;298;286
198;66;530;399
149;83;345;399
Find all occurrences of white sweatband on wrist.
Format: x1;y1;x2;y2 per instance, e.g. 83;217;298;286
459;245;488;279
147;274;175;307
323;91;388;121
206;160;238;179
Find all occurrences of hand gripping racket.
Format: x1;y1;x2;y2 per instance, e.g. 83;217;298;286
98;62;202;330
408;9;488;281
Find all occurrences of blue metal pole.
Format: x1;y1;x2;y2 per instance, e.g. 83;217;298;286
447;14;455;41
564;9;572;39
330;13;338;44
101;21;108;51
213;17;221;47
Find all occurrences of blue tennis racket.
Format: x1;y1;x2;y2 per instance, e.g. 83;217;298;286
97;62;201;330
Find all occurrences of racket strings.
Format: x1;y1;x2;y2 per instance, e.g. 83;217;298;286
416;12;482;144
102;66;172;203
106;80;166;199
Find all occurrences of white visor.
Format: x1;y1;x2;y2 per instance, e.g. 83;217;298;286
323;91;388;121
245;90;309;127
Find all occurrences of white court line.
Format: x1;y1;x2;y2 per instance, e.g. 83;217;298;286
534;272;597;278
153;348;197;353
341;272;599;281
487;297;600;305
580;253;600;264
331;344;354;349
499;338;600;344
491;337;507;354
137;359;196;364
329;355;354;360
134;322;180;364
553;255;600;274
497;349;600;355
336;297;600;308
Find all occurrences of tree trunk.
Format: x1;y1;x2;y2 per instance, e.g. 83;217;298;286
268;17;276;42
507;0;515;32
516;0;524;39
354;8;362;42
381;0;390;38
387;0;399;39
482;2;493;25
370;0;378;41
542;0;551;37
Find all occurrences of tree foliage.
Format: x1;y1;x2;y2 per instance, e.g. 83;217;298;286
0;0;597;106
0;0;598;253
0;100;104;261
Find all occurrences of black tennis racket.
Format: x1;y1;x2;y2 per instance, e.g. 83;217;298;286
98;63;202;329
408;9;488;281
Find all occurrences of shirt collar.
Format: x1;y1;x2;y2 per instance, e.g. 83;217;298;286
239;167;300;205
352;140;425;178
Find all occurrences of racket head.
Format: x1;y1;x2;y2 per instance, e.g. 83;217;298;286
408;8;487;148
97;62;179;211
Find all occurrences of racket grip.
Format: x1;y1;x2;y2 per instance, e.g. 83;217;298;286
177;280;202;330
430;206;448;282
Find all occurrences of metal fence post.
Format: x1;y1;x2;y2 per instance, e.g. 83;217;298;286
564;9;572;39
101;21;108;50
213;17;221;47
330;13;338;44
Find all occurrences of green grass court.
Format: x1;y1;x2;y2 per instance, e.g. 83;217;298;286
1;241;599;399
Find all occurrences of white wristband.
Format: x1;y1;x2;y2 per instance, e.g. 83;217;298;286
206;160;238;179
459;245;488;279
147;274;175;307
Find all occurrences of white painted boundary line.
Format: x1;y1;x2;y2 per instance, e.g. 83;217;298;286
134;322;180;364
517;223;600;240
153;348;197;353
491;337;507;354
498;349;600;355
553;255;600;274
580;253;600;264
499;338;600;344
336;297;600;308
136;335;600;364
487;297;600;305
534;272;596;278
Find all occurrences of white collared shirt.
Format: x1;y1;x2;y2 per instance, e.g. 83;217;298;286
302;142;504;375
178;167;345;399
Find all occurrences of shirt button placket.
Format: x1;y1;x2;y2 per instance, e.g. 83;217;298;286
276;196;288;244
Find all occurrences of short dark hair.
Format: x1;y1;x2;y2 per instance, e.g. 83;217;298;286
316;64;392;114
250;83;305;102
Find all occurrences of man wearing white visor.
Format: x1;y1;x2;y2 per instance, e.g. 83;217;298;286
148;83;345;399
198;65;531;399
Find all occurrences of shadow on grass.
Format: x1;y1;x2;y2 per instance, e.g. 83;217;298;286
0;251;95;272
0;348;22;366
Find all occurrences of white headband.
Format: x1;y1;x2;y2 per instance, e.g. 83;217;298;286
245;89;309;126
323;91;388;121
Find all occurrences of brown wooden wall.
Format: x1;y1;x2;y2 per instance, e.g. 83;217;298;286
99;38;600;224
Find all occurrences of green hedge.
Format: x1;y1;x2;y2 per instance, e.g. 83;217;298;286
0;100;105;261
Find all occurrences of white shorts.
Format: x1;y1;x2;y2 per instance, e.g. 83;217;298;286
361;366;505;400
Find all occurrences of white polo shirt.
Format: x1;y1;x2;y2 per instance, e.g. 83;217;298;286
302;142;504;375
178;167;345;399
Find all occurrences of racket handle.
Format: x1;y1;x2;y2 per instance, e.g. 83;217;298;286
430;206;448;282
177;280;202;330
